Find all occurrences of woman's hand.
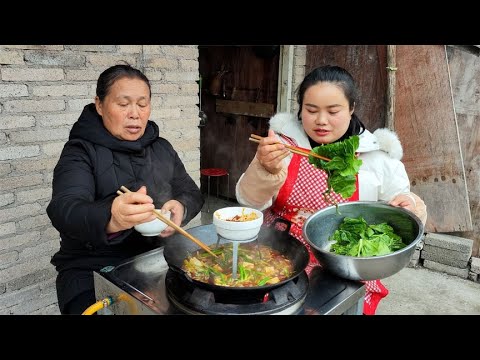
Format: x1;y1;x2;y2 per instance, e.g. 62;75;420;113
106;185;155;234
158;199;185;238
256;129;290;175
389;193;416;213
390;192;428;225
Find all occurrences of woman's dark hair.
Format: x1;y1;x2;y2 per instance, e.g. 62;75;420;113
296;65;365;142
96;63;151;101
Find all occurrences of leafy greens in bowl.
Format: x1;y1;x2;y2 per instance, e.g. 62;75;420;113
303;201;424;281
329;216;408;257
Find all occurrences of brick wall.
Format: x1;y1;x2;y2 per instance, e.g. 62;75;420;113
0;45;201;314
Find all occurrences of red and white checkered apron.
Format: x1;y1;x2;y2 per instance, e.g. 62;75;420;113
263;134;388;315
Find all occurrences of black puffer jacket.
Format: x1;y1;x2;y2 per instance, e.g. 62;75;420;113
47;104;204;312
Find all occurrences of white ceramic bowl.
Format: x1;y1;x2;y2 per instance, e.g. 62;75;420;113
213;207;263;241
134;210;171;236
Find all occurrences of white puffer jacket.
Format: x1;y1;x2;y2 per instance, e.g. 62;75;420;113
236;112;410;210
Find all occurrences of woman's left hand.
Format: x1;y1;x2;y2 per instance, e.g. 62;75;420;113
158;200;185;237
389;193;415;213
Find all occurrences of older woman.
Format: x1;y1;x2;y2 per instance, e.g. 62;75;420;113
47;64;204;314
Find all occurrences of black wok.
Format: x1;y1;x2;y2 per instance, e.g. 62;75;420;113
162;221;309;295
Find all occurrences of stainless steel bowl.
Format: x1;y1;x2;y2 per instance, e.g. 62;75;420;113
303;201;424;281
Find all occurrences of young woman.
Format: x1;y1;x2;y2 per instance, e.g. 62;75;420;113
47;64;204;314
236;65;427;315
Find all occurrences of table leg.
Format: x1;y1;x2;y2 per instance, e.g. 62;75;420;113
206;175;211;212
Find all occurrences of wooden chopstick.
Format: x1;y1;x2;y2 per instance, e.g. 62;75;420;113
249;134;331;162
117;186;217;257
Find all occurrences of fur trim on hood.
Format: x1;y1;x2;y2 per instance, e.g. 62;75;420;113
269;112;311;148
372;128;403;160
268;112;403;160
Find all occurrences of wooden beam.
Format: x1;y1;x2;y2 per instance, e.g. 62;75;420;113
216;99;275;118
386;45;397;130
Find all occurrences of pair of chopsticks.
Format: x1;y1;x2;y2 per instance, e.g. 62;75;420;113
249;134;331;162
117;186;217;257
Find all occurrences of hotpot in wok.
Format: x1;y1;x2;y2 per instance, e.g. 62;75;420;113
162;221;310;296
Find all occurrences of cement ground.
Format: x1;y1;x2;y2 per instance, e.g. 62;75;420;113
376;266;480;315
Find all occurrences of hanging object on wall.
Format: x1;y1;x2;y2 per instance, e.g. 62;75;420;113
209;67;229;96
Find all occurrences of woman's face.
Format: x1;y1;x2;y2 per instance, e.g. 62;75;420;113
301;82;354;144
95;77;151;141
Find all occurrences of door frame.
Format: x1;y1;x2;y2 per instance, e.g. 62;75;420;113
276;45;295;113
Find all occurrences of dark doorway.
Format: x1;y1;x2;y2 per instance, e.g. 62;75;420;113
198;46;280;200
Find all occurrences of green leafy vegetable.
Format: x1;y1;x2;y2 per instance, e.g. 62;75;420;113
257;277;271;286
308;135;362;200
329;216;407;257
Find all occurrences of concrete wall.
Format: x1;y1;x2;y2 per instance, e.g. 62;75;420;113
0;45;201;314
291;45;307;115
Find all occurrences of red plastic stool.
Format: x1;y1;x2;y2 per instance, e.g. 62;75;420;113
200;168;229;212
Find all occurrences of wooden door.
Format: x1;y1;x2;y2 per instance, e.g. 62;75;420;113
444;46;480;256
306;45;387;130
198;46;279;200
395;45;471;233
306;45;472;234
